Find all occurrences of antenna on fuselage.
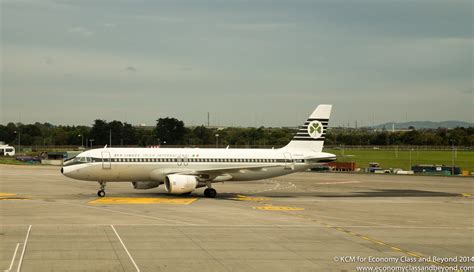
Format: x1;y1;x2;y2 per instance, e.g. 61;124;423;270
104;145;107;148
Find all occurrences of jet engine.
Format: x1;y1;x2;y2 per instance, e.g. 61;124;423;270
132;181;160;190
165;174;198;194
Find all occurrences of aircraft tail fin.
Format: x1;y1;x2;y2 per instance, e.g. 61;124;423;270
281;104;332;152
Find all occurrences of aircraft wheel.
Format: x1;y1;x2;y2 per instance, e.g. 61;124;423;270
97;190;106;197
204;188;217;198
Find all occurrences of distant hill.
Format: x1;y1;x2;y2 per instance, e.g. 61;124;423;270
373;121;473;129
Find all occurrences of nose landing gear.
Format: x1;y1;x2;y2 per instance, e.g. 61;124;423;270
97;181;106;197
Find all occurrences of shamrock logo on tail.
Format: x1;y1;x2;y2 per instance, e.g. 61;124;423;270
307;121;323;139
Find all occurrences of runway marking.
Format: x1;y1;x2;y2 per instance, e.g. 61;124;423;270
0;193;17;196
111;225;140;272
1;223;474;229
57;201;197;225
0;193;28;201
254;205;304;211
6;243;20;272
0;197;29;201
461;193;472;197
315;180;360;185
233;195;270;202
289;213;448;267
17;225;32;272
89;197;197;205
250;180;296;194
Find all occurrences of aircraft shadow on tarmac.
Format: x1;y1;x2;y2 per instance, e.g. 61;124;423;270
83;190;461;201
238;190;462;198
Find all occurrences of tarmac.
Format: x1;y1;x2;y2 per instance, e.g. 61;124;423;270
0;164;473;271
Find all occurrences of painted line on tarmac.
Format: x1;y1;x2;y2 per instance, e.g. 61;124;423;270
1;223;473;229
89;197;197;205
111;225;140;272
0;193;29;201
54;201;197;226
291;213;449;267
248;180;296;194
16;225;32;272
232;195;271;202
315;180;360;185
461;193;472;197
0;197;29;201
304;213;393;227
0;193;17;196
6;243;19;272
254;206;305;211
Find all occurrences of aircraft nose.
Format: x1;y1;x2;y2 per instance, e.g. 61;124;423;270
61;166;73;178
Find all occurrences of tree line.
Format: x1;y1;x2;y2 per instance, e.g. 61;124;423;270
0;119;473;148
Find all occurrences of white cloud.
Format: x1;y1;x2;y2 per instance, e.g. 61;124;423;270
102;23;117;28
225;23;291;32
68;26;95;37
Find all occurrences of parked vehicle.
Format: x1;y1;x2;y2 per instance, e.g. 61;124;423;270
0;144;15;156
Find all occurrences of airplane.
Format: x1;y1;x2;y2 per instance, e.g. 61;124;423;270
61;104;336;198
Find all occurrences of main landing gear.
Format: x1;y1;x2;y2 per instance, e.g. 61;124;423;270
203;182;217;198
97;181;106;197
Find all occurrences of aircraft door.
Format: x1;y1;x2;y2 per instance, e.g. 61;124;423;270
283;152;294;170
177;155;188;166
101;151;111;169
183;155;188;166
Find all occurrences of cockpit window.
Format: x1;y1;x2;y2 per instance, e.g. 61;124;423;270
64;156;92;166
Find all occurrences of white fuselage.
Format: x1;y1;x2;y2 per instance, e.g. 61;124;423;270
62;147;334;183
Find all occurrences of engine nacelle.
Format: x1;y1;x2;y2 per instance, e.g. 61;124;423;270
132;181;160;190
165;174;198;194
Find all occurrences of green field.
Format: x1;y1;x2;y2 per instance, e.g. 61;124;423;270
325;148;474;172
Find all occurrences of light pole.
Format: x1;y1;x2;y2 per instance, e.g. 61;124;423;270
215;134;219;148
89;139;95;149
14;130;21;154
409;148;413;170
78;134;84;148
450;139;455;176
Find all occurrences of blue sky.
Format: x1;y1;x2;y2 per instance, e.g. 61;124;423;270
1;0;472;127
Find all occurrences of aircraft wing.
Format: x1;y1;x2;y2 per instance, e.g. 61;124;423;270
304;156;337;163
177;164;283;181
